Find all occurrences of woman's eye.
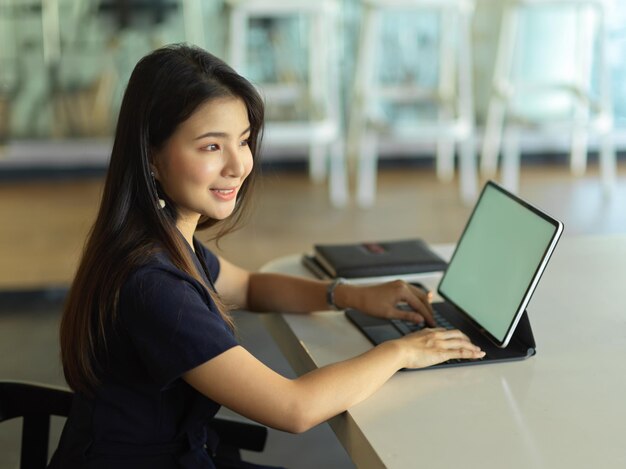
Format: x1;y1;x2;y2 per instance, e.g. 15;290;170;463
240;139;249;147
204;143;220;152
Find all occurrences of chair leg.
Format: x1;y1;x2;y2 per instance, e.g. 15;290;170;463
456;3;477;203
228;6;248;72
351;4;380;207
21;414;50;469
481;4;519;178
502;126;520;194
599;131;616;197
436;7;456;183
436;138;455;183
346;97;364;170
308;143;327;184
481;95;506;178
570;3;594;177
328;139;349;207
307;10;328;184
347;4;374;163
458;135;478;205
570;127;589;177
595;4;616;198
356;132;379;208
181;0;205;46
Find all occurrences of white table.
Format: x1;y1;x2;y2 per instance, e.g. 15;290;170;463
260;235;626;469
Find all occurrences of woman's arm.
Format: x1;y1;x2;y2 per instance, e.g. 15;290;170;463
214;256;328;312
248;273;434;324
247;272;329;313
248;272;437;327
213;256;251;309
215;255;435;324
184;329;483;434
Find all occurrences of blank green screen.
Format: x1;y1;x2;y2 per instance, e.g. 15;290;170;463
439;184;557;342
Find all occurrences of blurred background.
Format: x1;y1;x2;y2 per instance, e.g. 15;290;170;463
1;0;626;467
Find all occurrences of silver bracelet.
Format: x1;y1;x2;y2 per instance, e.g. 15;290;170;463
326;277;347;310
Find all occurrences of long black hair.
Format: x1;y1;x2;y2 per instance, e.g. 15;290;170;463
60;44;264;395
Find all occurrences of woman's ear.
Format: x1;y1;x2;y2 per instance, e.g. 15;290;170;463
149;156;161;180
149;147;161;180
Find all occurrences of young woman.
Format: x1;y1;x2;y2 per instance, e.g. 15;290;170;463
50;44;484;469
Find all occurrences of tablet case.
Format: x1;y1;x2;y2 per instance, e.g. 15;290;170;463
345;306;536;369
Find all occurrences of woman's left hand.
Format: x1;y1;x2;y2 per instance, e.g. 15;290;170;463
335;280;435;326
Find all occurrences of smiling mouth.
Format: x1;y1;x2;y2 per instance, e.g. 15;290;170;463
210;187;239;201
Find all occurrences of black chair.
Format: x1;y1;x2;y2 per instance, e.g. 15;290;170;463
0;380;268;469
0;381;73;469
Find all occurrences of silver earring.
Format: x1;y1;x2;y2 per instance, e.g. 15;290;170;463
151;171;166;209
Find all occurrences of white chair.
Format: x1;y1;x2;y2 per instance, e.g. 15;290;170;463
480;0;616;195
226;0;348;207
349;0;478;207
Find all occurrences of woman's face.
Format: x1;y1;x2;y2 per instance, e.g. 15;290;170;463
152;96;253;225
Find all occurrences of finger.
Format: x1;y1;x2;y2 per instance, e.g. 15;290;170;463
435;338;482;352
443;347;486;361
409;283;433;303
391;307;426;324
407;284;433;311
431;328;473;343
403;291;435;327
411;346;482;368
408;327;447;337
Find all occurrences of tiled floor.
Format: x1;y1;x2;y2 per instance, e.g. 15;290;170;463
1;158;625;468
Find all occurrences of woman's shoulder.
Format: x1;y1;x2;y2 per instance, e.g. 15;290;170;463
119;258;213;328
123;251;193;295
121;242;220;301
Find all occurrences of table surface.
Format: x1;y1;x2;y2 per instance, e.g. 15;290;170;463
260;235;626;469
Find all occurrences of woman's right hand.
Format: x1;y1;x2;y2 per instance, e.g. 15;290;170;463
397;328;485;369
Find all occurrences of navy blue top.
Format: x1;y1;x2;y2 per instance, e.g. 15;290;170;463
50;240;238;469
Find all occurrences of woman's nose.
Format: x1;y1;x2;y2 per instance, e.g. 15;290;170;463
223;146;245;177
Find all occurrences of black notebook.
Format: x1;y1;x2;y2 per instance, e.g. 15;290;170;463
307;239;447;279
